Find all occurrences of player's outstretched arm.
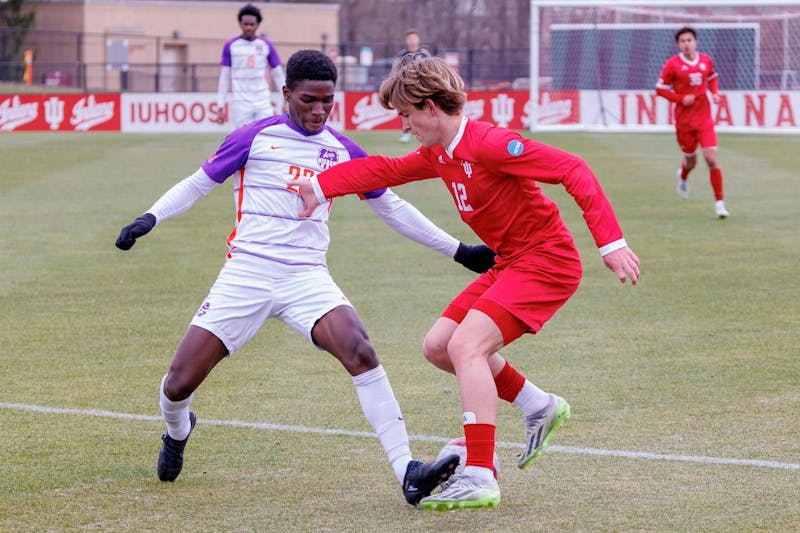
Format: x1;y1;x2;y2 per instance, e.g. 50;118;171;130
116;169;219;251
115;213;156;250
365;189;497;274
602;246;640;285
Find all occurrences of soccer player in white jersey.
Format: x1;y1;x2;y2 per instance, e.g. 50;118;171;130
115;49;496;505
213;4;286;128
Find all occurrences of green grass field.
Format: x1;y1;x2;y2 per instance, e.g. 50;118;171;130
1;130;798;532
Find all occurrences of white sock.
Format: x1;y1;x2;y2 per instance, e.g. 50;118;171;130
352;365;412;484
462;465;495;482
159;374;193;440
512;380;550;416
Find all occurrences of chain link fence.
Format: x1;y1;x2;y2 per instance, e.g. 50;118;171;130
0;28;529;92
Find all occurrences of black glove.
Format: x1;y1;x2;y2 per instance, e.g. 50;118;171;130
454;242;496;274
115;213;156;250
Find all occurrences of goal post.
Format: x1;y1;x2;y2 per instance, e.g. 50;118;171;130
528;0;800;133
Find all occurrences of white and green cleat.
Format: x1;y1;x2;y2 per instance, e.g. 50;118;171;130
518;394;571;469
419;472;500;511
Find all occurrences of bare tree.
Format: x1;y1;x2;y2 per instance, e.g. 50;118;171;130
284;0;530;53
0;0;36;81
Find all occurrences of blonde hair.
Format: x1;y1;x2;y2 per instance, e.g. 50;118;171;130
379;56;465;115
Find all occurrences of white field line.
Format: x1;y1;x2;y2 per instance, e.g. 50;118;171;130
2;402;798;471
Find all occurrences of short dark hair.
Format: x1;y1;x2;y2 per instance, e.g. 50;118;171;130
238;4;262;23
675;26;697;42
285;49;337;90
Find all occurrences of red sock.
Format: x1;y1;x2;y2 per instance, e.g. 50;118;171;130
464;423;496;470
680;163;689;180
494;361;525;403
710;167;724;201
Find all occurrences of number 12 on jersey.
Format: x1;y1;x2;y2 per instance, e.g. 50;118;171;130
451;181;474;212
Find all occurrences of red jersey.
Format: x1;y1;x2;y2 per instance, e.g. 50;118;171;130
316;118;624;261
656;52;718;129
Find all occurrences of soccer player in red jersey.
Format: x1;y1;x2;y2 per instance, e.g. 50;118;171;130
657;26;729;218
290;57;640;511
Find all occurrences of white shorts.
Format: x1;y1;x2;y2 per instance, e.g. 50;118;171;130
230;99;277;128
190;252;353;355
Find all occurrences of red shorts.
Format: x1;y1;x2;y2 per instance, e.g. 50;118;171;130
676;122;717;155
442;238;582;346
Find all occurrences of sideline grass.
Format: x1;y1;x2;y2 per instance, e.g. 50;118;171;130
1;130;798;531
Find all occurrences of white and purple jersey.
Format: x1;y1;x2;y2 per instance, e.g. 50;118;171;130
220;36;282;107
202;115;385;268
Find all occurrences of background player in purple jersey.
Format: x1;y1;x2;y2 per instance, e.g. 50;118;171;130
213;4;286;128
115;49;495;505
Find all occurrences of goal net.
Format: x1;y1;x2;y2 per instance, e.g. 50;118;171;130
528;0;800;132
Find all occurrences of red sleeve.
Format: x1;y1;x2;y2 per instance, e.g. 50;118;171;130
656;87;683;103
656;59;683;104
317;149;438;198
478;128;623;248
707;57;719;94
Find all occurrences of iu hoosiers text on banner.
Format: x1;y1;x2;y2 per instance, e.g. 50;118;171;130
120;92;345;133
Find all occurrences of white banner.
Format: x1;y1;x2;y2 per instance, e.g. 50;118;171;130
121;92;346;133
122;93;227;133
578;90;800;133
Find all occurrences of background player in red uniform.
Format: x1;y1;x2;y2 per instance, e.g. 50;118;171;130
656;26;729;218
290;57;640;511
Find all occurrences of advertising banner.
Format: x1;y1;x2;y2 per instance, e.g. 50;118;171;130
0;93;120;132
121;93;228;133
342;90;580;130
579;91;799;131
1;90;797;133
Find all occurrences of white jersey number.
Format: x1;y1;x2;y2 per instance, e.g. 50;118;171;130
451;182;474;212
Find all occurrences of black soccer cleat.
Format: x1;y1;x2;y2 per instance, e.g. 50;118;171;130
157;411;196;482
402;453;460;505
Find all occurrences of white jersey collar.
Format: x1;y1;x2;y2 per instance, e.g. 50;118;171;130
445;115;469;159
679;53;700;67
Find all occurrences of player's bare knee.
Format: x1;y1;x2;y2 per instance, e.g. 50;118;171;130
338;336;379;374
446;335;481;367
422;334;449;366
421;334;441;358
421;347;445;368
163;372;194;402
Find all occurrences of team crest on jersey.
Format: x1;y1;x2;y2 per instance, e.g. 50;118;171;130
317;148;339;170
700;63;707;71
462;160;473;178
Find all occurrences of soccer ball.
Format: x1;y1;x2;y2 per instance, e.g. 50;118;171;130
435;436;500;489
